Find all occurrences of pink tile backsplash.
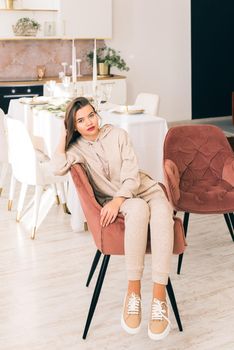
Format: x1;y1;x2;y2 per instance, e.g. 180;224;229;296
0;39;104;79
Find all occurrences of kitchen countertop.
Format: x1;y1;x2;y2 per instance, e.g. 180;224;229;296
0;74;126;86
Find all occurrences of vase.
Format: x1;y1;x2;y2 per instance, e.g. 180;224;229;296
5;0;14;9
98;63;110;76
36;65;46;80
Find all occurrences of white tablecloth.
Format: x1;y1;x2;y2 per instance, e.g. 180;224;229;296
101;111;167;181
8;100;62;159
8;99;168;231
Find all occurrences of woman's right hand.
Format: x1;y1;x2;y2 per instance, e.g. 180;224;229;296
100;197;125;227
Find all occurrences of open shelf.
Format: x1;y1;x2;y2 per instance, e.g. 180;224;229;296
0;36;64;40
0;8;58;12
0;37;110;40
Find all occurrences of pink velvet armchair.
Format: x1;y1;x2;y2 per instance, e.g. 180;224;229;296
163;124;234;274
70;164;184;339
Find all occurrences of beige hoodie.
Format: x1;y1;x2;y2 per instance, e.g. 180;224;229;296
52;124;157;204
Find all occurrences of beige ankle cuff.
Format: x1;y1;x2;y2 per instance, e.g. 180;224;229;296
127;268;143;281
152;271;169;285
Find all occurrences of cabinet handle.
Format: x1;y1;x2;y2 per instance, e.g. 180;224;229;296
3;94;38;98
27;88;31;93
11;89;16;93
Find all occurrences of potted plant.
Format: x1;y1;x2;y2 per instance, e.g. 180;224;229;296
87;46;129;76
12;17;41;36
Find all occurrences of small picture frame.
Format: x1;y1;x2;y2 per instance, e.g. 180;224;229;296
44;21;56;37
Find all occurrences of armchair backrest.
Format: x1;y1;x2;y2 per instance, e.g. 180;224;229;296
70;164;125;254
164;124;233;189
164;125;234;212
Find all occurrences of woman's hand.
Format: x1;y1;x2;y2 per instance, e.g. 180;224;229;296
100;197;125;227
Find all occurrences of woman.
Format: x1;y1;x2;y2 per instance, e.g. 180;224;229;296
52;97;174;341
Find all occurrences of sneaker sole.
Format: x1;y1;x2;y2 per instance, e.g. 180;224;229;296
148;323;170;341
121;314;141;335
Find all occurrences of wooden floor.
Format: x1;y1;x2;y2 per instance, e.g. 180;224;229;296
0;177;234;350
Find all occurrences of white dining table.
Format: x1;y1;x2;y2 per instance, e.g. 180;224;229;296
8;99;168;232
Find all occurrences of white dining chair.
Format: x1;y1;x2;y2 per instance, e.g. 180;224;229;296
6;116;68;239
0;108;19;211
0;108;10;196
134;92;160;116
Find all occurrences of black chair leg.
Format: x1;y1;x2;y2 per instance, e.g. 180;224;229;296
177;212;190;274
166;277;183;332
83;255;110;339
228;213;234;241
229;213;234;227
223;214;234;241
86;250;102;287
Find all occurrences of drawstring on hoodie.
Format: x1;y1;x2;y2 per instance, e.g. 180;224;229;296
83;125;112;180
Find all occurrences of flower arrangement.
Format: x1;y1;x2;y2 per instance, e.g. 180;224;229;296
12;17;41;36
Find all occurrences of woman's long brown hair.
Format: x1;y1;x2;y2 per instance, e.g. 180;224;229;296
64;97;95;151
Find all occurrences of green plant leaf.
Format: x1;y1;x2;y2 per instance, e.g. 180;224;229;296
86;46;129;71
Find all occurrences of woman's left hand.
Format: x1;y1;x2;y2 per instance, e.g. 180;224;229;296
100;197;125;227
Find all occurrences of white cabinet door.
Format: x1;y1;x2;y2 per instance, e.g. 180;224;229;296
98;79;126;105
19;0;58;10
0;0;111;39
75;78;126;105
58;0;112;38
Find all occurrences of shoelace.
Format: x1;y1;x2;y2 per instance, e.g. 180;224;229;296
127;293;141;315
151;299;170;324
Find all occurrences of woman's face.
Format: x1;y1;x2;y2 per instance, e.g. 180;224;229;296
74;104;100;141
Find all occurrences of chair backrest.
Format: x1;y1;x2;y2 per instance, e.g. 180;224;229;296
70;164;125;255
6;116;38;185
163;124;234;211
134;93;160;116
0;108;8;162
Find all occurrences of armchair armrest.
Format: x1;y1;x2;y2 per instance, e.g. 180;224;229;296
222;156;234;186
164;159;181;205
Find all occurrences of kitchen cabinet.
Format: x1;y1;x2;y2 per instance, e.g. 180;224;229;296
0;0;112;39
58;0;112;38
0;75;126;111
43;75;126;105
74;77;126;104
0;0;59;38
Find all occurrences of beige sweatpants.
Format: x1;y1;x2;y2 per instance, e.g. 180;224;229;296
120;183;174;285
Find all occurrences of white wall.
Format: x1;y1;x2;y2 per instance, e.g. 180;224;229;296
106;0;191;121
